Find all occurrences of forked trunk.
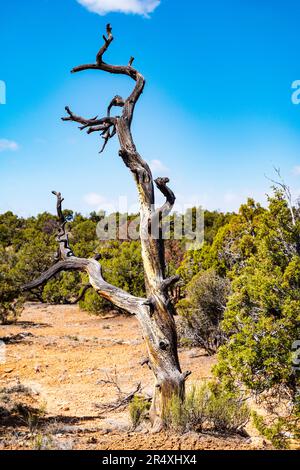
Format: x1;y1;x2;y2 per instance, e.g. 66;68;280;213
145;304;185;429
22;24;189;429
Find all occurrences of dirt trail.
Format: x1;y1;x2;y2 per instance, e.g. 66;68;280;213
0;304;266;450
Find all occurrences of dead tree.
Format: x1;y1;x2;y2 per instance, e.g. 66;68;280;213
22;24;189;430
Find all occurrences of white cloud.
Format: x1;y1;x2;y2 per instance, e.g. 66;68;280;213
293;165;300;176
0;139;19;153
224;191;237;203
150;159;169;174
83;192;118;213
84;192;107;206
175;192;206;210
76;0;160;16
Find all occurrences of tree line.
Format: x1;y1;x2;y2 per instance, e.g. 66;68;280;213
1;188;300;445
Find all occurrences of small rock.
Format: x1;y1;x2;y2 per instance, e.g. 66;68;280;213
100;428;112;435
187;349;202;358
249;436;267;448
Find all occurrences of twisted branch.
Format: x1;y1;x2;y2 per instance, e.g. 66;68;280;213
70;283;92;304
52;191;74;260
62;107;116;153
70;24;145;125
107;95;125;117
149;177;176;236
154;177;176;218
96;23;113;64
22;192;149;316
160;275;180;294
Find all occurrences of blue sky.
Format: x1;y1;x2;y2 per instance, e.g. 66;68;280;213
1;0;300;216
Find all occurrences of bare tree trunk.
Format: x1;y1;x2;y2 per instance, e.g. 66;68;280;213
22;24;189;430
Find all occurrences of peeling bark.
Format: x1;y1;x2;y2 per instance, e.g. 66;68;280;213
22;24;187;429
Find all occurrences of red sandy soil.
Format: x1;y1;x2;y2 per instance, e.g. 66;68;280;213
0;304;270;450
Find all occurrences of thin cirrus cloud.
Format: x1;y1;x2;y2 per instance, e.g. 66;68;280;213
76;0;161;16
150;159;169;174
84;192;107;206
0;139;19;153
292;165;300;176
224;191;237;203
83;192;117;212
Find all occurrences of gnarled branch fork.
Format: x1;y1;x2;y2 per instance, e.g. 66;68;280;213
23;24;186;429
52;191;74;259
23;192;147;316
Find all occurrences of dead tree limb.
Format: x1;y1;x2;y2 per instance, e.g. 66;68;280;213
95;366;142;415
95;383;142;415
70;283;92;305
266;167;296;226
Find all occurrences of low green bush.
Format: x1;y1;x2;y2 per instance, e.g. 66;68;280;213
129;395;151;429
163;382;250;434
252;411;300;449
79;288;112;315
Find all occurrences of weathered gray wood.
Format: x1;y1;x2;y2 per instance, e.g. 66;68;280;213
23;24;188;429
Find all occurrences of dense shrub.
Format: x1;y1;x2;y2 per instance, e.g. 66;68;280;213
0;284;24;324
212;191;300;447
252;411;300;449
13;232;57;302
177;270;230;354
99;241;145;297
177;199;264;283
215;193;300;395
0;212;25;248
79;240;145;314
42;272;82;304
79;287;112;315
0;247;24;324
